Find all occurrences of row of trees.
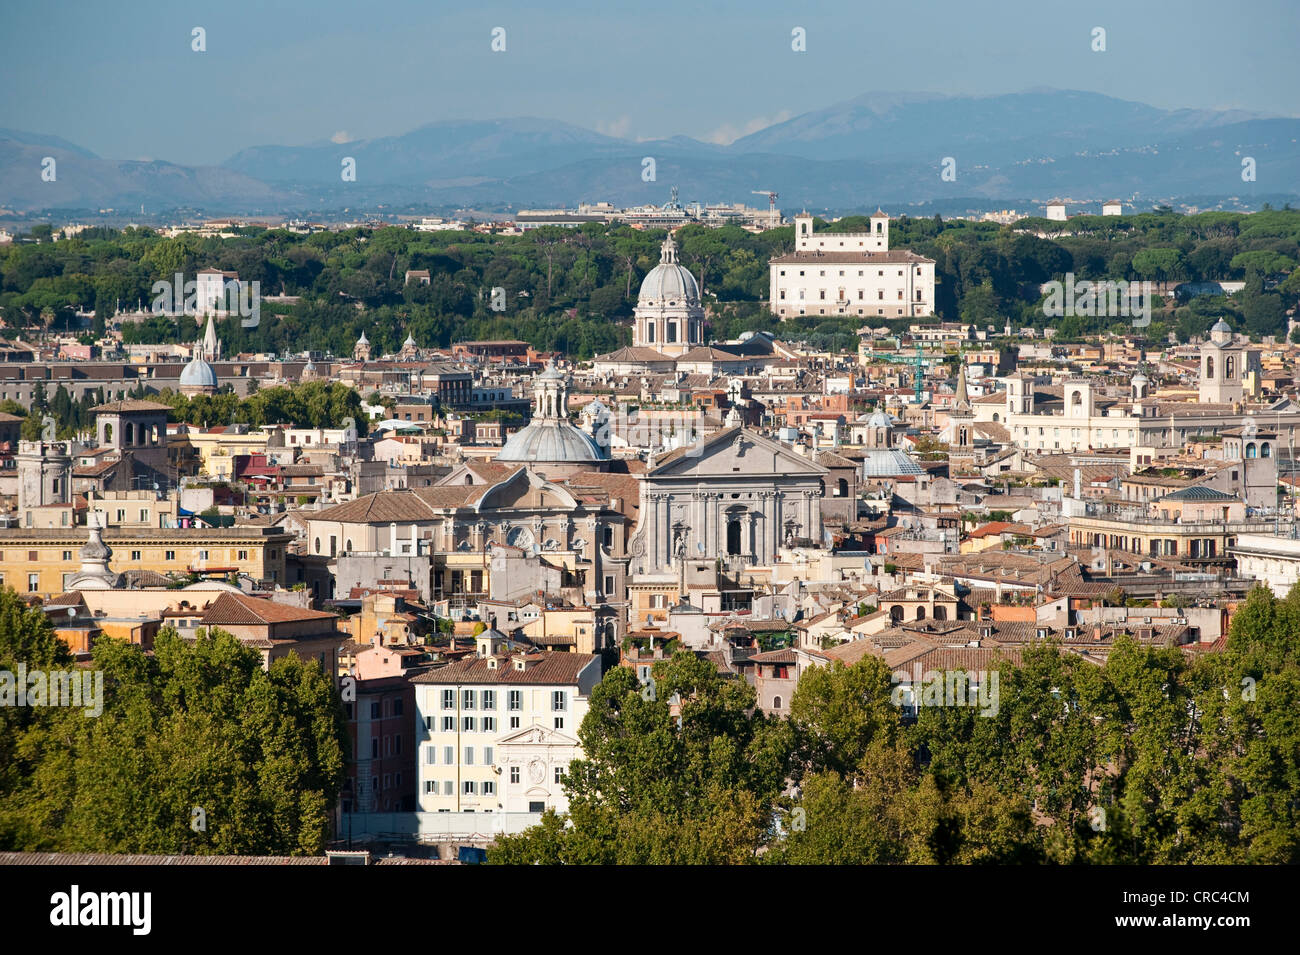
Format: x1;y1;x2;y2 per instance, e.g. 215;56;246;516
4;208;1295;358
155;379;367;431
493;583;1300;864
2;379;366;437
0;588;347;855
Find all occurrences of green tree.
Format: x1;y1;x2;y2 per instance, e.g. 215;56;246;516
490;652;792;864
0;621;347;856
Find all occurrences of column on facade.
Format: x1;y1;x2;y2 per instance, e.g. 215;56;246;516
771;491;781;559
759;492;774;563
648;493;662;572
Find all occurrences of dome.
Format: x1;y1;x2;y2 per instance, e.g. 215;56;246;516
866;409;893;429
638;235;700;304
179;354;218;390
497;420;607;464
1211;318;1231;334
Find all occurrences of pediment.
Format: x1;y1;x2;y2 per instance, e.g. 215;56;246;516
652;429;828;478
476;468;578;512
495;723;580;747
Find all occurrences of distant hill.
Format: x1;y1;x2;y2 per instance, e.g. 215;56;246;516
0;139;274;213
1;90;1296;215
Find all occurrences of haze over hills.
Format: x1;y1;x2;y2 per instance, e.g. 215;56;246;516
2;89;1296;217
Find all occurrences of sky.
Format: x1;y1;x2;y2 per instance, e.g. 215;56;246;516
1;0;1297;166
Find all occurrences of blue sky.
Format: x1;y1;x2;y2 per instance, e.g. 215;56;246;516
2;0;1297;165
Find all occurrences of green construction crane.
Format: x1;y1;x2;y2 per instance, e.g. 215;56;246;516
913;343;924;403
861;344;928;403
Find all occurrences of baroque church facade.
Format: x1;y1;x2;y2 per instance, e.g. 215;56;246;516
628;427;831;578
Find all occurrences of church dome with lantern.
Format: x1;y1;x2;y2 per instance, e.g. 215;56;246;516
496;360;608;479
633;234;705;357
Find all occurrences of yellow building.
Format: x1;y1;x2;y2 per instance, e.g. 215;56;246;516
0;527;294;596
174;426;270;479
627;580;680;627
520;606;599;654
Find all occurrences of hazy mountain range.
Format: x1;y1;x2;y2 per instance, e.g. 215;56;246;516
2;89;1297;217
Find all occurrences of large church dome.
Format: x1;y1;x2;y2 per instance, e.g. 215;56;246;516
496;359;609;472
638;235;700;305
497;422;605;464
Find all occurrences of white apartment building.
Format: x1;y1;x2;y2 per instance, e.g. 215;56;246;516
412;635;601;815
769;212;934;319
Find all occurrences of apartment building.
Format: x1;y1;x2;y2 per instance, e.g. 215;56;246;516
412;635;600;815
0;526;292;595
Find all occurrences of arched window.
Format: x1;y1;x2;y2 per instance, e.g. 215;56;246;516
346;539;353;552
1262;443;1272;458
1206;356;1215;379
837;478;848;497
465;474;473;485
890;605;903;623
314;537;322;554
1246;443;1257;458
1071;391;1083;408
124;422;135;445
992;412;1000;422
772;696;783;710
916;606;927;620
1225;355;1235;379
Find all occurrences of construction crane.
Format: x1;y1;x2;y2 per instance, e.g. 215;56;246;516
752;190;779;214
862;344;927;403
913;343;924;403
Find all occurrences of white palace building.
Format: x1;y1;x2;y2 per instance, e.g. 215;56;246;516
768;211;935;319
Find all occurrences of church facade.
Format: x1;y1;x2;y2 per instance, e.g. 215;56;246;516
628;427;830;577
